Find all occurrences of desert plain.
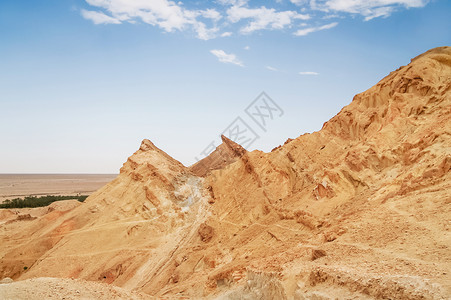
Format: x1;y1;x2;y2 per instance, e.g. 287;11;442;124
0;174;117;203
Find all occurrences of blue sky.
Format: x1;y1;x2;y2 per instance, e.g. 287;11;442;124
0;0;450;173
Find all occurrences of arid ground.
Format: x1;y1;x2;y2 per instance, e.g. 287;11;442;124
0;174;117;202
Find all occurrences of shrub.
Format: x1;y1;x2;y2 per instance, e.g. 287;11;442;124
0;195;88;209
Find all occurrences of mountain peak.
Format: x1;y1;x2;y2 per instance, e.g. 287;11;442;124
139;139;158;151
321;46;451;141
189;135;248;177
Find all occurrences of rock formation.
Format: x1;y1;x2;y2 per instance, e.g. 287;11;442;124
190;135;247;177
1;46;450;299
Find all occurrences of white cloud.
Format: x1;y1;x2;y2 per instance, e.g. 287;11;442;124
81;0;430;38
227;5;310;34
218;0;249;6
82;0;219;40
200;9;222;21
299;71;319;75
312;0;429;20
81;9;121;24
322;14;340;19
244;45;250;50
194;23;219;40
210;49;244;67
290;0;308;5
266;66;279;71
294;22;337;36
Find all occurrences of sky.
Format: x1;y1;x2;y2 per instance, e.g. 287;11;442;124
0;0;450;173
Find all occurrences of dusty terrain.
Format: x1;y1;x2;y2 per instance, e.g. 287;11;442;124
0;47;450;299
0;174;117;202
0;277;146;300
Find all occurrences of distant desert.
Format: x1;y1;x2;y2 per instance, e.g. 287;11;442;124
0;174;116;202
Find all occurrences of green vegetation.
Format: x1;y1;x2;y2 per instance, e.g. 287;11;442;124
0;195;88;209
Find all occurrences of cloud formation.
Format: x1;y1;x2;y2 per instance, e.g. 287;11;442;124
311;0;429;21
81;9;121;24
226;5;309;34
299;71;319;75
81;0;220;40
81;0;429;39
294;22;338;36
210;49;244;67
266;66;279;71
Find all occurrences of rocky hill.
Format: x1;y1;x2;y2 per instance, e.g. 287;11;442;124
0;46;450;299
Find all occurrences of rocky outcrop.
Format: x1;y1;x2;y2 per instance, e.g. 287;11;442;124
189;135;247;177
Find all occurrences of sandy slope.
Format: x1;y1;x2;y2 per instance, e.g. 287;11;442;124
0;47;450;299
0;277;146;300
